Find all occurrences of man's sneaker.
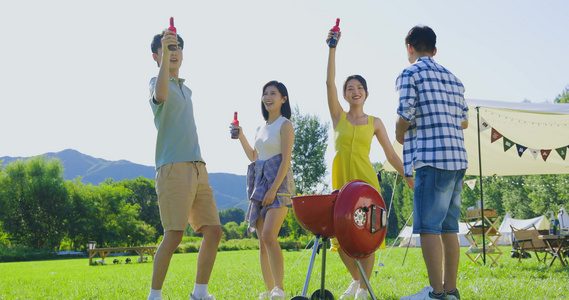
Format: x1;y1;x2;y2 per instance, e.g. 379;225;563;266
400;286;447;300
258;290;271;299
446;289;460;300
339;280;361;299
355;288;369;299
190;294;215;300
269;287;286;300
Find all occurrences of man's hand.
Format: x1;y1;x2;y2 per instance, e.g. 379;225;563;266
404;177;415;189
396;134;405;145
160;30;178;55
395;116;411;145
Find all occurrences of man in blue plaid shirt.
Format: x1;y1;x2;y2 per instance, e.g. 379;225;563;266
396;26;468;300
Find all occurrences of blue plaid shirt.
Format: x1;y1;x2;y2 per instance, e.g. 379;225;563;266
396;56;468;177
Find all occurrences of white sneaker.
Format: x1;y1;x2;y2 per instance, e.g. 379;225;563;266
269;287;286;300
400;286;446;300
258;290;271;299
355;288;369;299
190;294;215;300
339;280;361;299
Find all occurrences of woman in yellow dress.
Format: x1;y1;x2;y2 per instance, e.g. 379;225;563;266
326;29;414;300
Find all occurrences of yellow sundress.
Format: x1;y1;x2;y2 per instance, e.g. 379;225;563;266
331;111;385;250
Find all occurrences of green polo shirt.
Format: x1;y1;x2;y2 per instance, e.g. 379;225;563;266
149;77;204;169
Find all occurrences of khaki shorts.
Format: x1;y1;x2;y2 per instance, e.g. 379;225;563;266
155;161;221;232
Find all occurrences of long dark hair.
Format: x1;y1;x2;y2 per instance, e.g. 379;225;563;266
261;80;291;121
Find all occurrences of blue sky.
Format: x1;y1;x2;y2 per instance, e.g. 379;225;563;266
2;0;568;178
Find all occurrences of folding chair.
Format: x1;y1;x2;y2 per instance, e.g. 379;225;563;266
510;225;549;263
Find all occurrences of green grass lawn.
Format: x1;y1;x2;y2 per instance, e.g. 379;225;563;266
0;245;567;299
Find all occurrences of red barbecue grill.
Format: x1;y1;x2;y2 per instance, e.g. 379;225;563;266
289;179;387;300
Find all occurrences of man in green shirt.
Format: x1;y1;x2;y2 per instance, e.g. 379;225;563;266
147;29;222;300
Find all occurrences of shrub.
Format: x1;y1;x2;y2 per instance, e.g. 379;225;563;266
176;242;200;253
219;238;258;251
181;236;202;243
0;244;58;262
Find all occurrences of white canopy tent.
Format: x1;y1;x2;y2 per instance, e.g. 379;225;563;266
384;99;569;263
385;99;569;176
496;213;550;245
398;222;471;247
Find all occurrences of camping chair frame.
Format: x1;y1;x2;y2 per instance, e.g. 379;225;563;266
510;225;549;263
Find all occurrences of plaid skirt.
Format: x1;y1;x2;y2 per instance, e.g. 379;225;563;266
245;153;295;233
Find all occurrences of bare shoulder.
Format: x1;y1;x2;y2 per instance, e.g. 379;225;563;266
372;116;386;129
281;119;294;132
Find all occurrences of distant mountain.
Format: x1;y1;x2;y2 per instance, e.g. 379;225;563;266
0;149;248;211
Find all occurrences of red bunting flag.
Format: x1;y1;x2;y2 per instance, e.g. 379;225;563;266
541;149;552;161
491;128;502;143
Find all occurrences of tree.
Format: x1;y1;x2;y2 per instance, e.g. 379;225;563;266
500;176;534;219
65;178;99;250
219;207;246;225
554;85;569;103
222;221;243;240
120;177;162;240
290;106;329;194
92;182;156;247
0;157;70;250
526;174;569;216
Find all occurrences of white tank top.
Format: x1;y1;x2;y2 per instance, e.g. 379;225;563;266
255;115;289;161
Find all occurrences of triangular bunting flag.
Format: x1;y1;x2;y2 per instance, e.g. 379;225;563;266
516;144;527;157
491;128;502;143
503;138;514;152
556;147;567;160
541;149;552;162
529;148;539;160
464;179;477;190
480;118;491;132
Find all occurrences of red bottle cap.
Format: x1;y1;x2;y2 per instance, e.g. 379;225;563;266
332;18;340;31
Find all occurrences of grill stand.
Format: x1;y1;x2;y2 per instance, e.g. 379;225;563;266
291;235;334;300
355;259;378;300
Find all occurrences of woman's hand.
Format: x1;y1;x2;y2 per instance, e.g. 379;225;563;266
326;30;341;46
262;186;278;207
229;124;243;138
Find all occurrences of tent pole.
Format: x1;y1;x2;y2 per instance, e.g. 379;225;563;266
477;107;486;265
375;173;399;273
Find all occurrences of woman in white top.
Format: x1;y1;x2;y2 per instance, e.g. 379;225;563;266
234;80;295;300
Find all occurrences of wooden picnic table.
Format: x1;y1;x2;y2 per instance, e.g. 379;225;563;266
88;246;157;265
538;235;569;267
